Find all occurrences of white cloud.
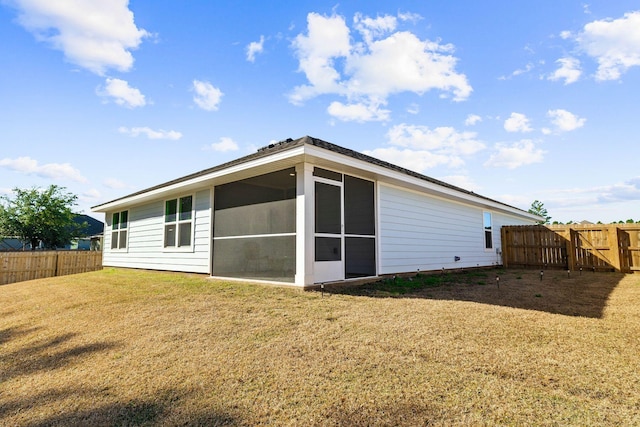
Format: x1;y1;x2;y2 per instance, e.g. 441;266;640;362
289;13;351;104
407;103;420;114
464;114;482;126
192;80;223;111
9;0;149;75
327;100;390;122
548;57;582;84
397;11;423;23
499;63;535;80
103;178;128;189
439;175;481;192
504;112;533;133
547;109;586;132
346;31;472;101
0;156;87;182
363;147;460;172
574;11;640;81
82;188;101;200
290;12;471;122
540;177;640;210
209;137;238;152
246;35;265;62
484;140;545;169
118;126;182;140
596;177;640;203
353;12;397;44
98;78;146;108
362;123;485;173
387;124;485;155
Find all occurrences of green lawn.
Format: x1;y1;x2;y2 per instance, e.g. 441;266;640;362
1;268;639;426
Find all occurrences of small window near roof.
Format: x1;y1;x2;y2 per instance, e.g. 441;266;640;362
313;167;342;182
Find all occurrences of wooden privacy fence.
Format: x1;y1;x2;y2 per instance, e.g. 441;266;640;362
0;251;103;285
501;224;640;273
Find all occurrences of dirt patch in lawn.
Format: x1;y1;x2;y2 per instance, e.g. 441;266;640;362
1;268;639;426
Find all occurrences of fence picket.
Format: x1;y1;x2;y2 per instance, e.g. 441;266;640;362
501;224;640;273
0;251;103;285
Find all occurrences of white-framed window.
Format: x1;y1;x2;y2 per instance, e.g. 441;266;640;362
164;195;193;248
111;210;128;250
483;211;493;250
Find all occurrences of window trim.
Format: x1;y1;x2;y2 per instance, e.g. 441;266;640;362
110;210;129;251
483;211;493;251
163;194;195;252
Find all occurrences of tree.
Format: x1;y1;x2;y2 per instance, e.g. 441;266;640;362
528;200;551;224
0;185;86;250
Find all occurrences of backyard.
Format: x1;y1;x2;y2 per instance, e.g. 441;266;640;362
1;268;639;426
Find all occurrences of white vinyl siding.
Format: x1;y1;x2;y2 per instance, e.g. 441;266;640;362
378;184;504;274
103;189;211;273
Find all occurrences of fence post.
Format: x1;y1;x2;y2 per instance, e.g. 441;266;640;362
501;227;509;268
566;228;577;271
609;227;622;272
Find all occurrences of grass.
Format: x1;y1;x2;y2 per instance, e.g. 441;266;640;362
1;268;640;426
348;270;492;295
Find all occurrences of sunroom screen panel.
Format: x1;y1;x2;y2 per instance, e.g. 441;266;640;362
213;168;296;282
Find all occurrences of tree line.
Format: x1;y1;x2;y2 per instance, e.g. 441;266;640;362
528;200;638;225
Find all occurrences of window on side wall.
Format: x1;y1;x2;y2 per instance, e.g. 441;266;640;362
483;212;493;250
164;195;193;248
111;211;128;250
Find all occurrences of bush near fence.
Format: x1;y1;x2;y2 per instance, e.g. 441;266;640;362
501;224;640;273
0;251;103;285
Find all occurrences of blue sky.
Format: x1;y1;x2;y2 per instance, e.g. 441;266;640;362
1;1;639;223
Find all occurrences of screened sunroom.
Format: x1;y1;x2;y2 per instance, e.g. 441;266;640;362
212;168;297;283
209;165;377;284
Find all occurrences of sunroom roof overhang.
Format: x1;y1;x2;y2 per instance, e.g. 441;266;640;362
92;146;306;212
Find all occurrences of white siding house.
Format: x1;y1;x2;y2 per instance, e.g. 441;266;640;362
378;184;532;274
92;136;541;287
102;189;212;273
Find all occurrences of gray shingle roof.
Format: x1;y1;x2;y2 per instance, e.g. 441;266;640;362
93;135;531;215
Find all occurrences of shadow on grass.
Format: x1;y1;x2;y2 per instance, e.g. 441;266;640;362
0;325;241;425
23;402;238;427
326;269;627;318
1;388;239;426
0;331;119;382
0;324;41;345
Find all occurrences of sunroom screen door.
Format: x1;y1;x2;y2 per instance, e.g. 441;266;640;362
314;180;344;283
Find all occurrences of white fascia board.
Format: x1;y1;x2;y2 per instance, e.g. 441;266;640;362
92;146;306;212
302;145;540;221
